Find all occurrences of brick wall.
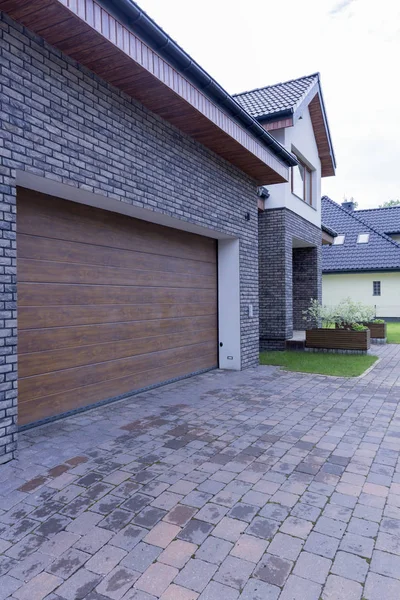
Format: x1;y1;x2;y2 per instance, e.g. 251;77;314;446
293;247;321;329
0;13;262;461
259;207;322;350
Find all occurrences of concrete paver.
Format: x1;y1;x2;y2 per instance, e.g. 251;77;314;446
1;343;400;598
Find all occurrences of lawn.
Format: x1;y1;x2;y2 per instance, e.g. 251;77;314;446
387;322;400;344
260;350;378;377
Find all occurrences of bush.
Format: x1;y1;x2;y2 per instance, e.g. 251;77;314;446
303;298;379;331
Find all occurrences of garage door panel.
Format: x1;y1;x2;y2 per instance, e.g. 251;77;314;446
18;234;217;277
19;314;218;353
19;354;217;426
19;190;216;262
20;328;218;378
19;302;217;330
17;189;218;426
20;341;216;401
18;258;217;289
19;283;217;307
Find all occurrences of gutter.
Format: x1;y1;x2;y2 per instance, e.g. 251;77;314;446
103;0;297;168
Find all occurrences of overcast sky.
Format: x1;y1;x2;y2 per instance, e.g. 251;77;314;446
136;0;400;209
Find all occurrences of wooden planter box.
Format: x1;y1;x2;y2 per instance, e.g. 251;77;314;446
365;322;386;339
306;328;371;351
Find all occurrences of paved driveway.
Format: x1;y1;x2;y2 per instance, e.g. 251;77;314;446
1;345;400;600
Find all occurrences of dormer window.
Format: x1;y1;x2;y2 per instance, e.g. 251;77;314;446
291;153;312;206
357;233;370;244
333;235;345;245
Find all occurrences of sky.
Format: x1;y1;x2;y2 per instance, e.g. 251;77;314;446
136;0;400;209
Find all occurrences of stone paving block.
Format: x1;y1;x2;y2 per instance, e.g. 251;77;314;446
331;551;369;583
245;516;279;541
48;548;90;579
213;517;247;542
121;542;162;573
133;507;167;529
85;545;127;575
158;540;196;568
12;571;61;600
364;572;400;600
322;574;362;600
212;491;241;508
280;516;313;539
241;490;270;507
230;534;267;563
163;505;197;527
168;481;197;495
197;580;238;599
270;491;299;508
279;574;321;600
195;536;233;565
151;492;183;511
239;578;280;600
160;583;198;599
268;532;303;561
134;562;178;597
293;550;331;584
40;531;81;557
174;558;217;593
74;527;114;554
181;492;212;509
110;525;146;552
258;503;289;522
314;516;346;539
0;575;21;600
66;511;103;534
322;503;352;523
375;531;400;555
213;555;254;590
227;503;258;523
8;551;53;582
144;521;180;548
95;565;140;599
99;509;133;532
290;502;321;522
304;532;340;558
347;516;379;538
330;492;357;509
177;520;213;544
340;532;374;558
253;553;292;587
370;549;400;579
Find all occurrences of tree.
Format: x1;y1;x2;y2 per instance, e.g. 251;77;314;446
379;199;400;208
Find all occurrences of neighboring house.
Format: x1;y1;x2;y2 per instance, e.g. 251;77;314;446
0;0;298;462
322;198;400;318
234;74;336;349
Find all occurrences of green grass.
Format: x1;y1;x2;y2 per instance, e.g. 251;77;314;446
387;322;400;344
259;350;378;377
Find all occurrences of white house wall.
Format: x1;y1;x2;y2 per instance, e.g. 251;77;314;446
322;272;400;318
265;107;322;228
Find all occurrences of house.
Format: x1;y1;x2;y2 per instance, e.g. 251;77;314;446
322;198;400;318
0;0;300;462
234;74;336;349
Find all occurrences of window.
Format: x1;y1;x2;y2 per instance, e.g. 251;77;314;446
357;233;370;244
291;154;312;205
333;234;345;245
373;281;381;296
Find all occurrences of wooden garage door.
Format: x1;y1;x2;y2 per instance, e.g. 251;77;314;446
17;189;218;426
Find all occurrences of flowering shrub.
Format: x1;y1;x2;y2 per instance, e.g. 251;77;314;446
303;297;377;331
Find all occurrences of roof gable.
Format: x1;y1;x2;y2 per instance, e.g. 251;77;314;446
234;74;336;178
322;197;400;272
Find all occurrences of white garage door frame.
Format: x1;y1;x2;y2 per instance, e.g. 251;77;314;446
16;171;242;371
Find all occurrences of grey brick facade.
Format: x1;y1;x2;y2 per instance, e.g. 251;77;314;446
259;207;322;350
0;13;262;462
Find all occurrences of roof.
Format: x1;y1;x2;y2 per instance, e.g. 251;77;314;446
355;206;400;235
233;73;336;178
233;74;319;120
322;223;337;237
322;197;400;272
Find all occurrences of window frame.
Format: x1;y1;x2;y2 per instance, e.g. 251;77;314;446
357;233;370;244
373;281;381;296
291;154;313;206
333;234;345;245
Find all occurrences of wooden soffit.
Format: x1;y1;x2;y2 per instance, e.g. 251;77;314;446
309;93;335;178
322;230;335;245
0;0;290;185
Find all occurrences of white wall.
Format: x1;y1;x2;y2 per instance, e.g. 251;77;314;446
265;107;322;228
323;272;400;317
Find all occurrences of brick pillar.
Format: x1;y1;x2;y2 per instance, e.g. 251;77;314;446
293;246;322;329
0;183;17;464
258;209;293;350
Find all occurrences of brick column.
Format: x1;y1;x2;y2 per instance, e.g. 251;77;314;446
293;246;321;330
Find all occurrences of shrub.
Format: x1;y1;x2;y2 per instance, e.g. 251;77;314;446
303;298;379;331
